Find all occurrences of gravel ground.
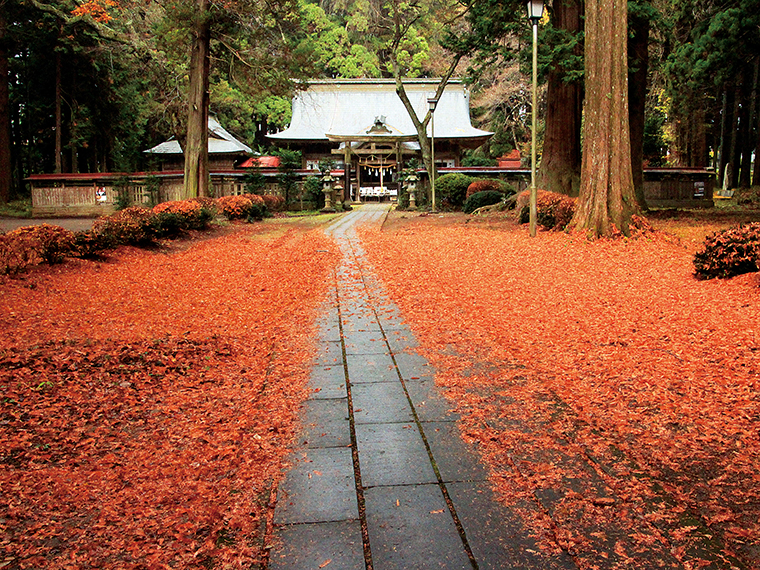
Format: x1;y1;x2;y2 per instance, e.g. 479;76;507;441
0;217;95;233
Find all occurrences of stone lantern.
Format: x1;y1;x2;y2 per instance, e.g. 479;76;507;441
333;180;344;211
320;172;336;213
404;171;419;210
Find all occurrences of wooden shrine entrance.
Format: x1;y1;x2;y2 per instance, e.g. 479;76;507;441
327;128;419;202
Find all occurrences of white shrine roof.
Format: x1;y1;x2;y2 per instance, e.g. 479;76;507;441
268;79;492;144
145;116;252;155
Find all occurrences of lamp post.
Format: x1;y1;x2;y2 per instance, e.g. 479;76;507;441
526;0;543;237
427;96;438;212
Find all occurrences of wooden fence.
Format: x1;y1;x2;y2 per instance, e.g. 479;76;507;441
27;167;716;217
28;172;283;217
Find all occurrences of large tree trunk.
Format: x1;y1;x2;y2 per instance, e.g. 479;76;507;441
0;7;11;203
739;58;758;188
717;86;734;189
570;0;639;237
754;77;760;187
55;48;63;173
628;8;648;210
728;80;742;190
183;0;211;199
536;0;583;197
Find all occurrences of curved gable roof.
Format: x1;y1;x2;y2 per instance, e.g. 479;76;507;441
145;117;252;155
268;79;492;144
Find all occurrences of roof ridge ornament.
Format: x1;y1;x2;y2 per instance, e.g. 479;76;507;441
367;116;391;134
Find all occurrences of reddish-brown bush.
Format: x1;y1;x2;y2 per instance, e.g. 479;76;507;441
259;193;285;212
0;224;74;274
465;179;514;198
693;222;760;279
92;206;156;245
216;194;265;220
516;190;577;230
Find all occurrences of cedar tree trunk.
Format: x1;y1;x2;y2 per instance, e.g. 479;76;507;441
729;80;742;189
717;86;734;188
55;48;63;173
754;77;760;186
628;9;648;210
536;0;583;197
183;0;211;199
740;58;758;188
0;8;11;203
571;0;639;237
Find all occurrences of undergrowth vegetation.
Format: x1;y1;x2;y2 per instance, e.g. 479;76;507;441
693;222;760;279
463;190;505;214
0;195;284;275
516;190;577;230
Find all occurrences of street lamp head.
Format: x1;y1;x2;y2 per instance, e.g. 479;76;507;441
526;0;544;24
427;97;438;112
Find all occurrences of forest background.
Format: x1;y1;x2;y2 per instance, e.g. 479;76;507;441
2;0;760;210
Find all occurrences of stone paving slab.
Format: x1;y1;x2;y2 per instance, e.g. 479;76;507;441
341;312;382;332
314;340;344;366
269;520;365;570
422;422;489;483
308;366;347;399
355;422;437;487
350;382;414;424
446;482;577;570
385;326;420;352
274;447;358;525
405;378;458;422
344;354;399;384
393;350;435;381
364;484;472;570
341;330;389;354
298;398;351;449
343;339;389;356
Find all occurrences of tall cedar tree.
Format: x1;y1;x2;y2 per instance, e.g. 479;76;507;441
571;0;639;236
536;0;583;197
628;1;651;210
0;3;10;204
183;0;211;199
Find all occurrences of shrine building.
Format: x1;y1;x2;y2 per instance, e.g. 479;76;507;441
267;79;493;201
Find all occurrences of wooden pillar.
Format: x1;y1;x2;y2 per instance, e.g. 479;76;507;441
396;142;402;201
344;146;352;203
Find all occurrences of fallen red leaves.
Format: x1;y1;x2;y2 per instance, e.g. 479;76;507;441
1;224;339;568
361;214;760;568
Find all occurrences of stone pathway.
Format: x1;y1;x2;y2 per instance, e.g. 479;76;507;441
269;204;576;570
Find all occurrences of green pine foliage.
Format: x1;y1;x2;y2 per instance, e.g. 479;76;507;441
463;190;504;214
436;173;476;209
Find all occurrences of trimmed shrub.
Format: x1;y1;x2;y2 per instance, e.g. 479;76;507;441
693;222;760;280
436;173;476;209
71;230;116;259
0;232;35;275
91;206;156;246
465;179;515;199
259;194;285;213
463;191;505;214
191;196;217;213
303;176;325;210
517;190;576;231
216;194;266;221
153;200;213;231
17;224;75;264
0;225;75;274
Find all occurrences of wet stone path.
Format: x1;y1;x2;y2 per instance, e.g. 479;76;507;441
268;204;576;570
